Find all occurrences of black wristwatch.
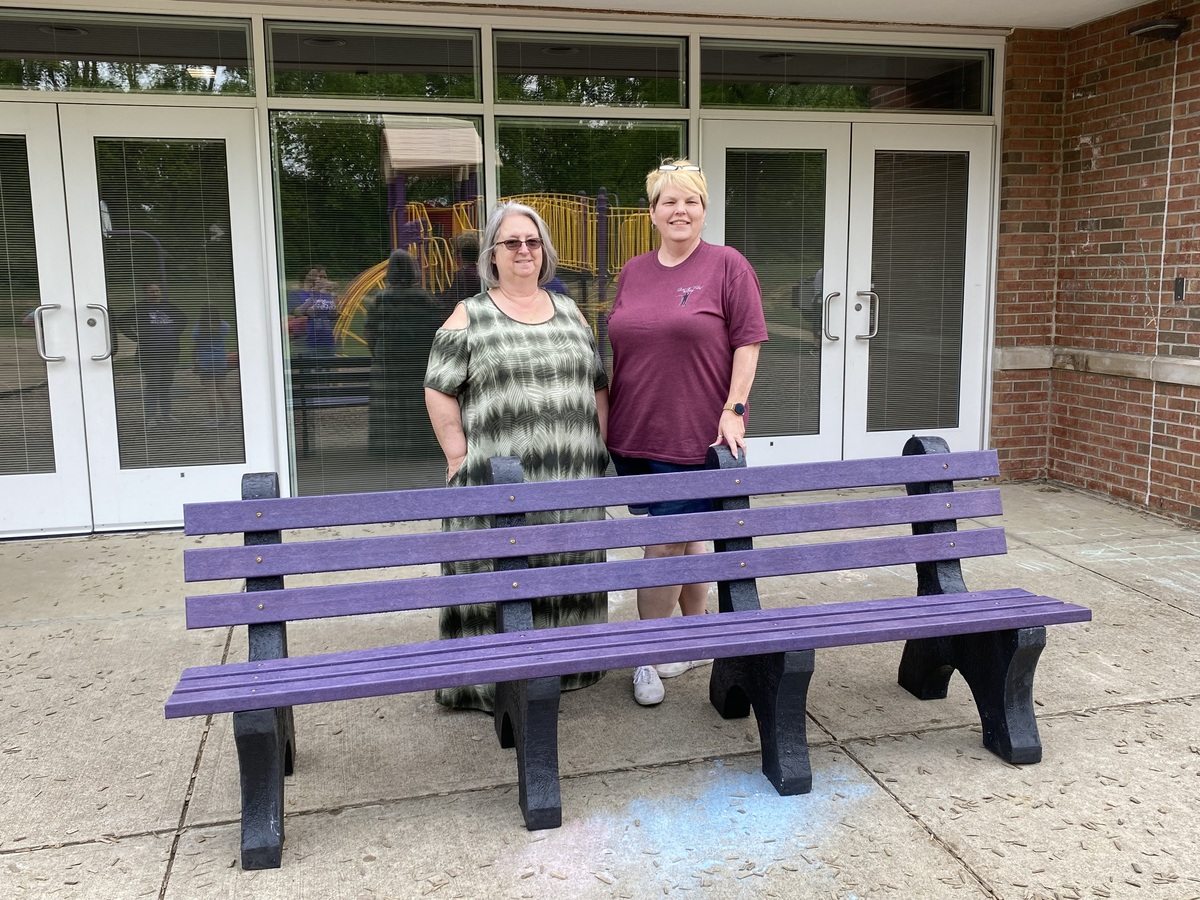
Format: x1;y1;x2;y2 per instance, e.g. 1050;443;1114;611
723;402;746;416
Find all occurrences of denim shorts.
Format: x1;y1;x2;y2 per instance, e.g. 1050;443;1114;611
610;451;713;516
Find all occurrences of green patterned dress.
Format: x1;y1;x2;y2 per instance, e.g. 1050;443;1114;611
423;290;610;712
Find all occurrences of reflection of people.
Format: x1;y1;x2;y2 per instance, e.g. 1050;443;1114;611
365;249;441;456
192;303;236;426
424;202;610;713
119;282;188;426
436;232;482;306
606;158;767;707
294;266;337;355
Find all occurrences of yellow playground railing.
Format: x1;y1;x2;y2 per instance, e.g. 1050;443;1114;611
451;199;479;236
334;193;656;351
504;193;598;275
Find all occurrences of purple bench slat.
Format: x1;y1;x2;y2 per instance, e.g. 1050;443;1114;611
185;527;1008;629
184;489;1004;582
165;590;1091;718
183;451;1000;535
173;588;1048;682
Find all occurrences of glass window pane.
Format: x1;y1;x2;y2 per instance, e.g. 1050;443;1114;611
97;138;245;467
0;10;251;95
724;149;826;438
495;32;685;107
268;23;478;100
867;150;968;431
495;117;684;360
702;40;989;114
0;136;55;475
272;112;484;495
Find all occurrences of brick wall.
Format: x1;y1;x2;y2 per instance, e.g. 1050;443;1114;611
994;29;1064;477
997;2;1200;522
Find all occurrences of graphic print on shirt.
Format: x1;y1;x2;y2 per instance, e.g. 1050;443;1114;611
676;284;704;306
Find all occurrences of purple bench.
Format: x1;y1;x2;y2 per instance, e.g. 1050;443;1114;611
165;435;1091;869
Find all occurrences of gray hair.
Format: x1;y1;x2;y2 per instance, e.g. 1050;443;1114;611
477;202;559;289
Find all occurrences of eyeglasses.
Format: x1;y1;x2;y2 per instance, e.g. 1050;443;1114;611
658;164;701;172
495;237;543;252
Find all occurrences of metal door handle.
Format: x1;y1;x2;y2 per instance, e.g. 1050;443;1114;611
32;304;65;361
87;304;115;360
855;290;880;340
821;292;841;342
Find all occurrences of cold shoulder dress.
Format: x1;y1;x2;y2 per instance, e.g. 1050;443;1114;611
423;290;610;712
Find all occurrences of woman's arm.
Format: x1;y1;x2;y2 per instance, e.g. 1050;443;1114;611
594;387;609;445
714;342;761;459
425;388;467;479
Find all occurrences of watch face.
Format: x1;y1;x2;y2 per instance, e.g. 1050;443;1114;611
735;403;746;415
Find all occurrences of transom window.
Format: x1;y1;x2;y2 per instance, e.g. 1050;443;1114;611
0;10;251;95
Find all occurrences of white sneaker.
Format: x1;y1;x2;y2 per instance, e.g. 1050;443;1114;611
656;659;714;679
632;666;664;706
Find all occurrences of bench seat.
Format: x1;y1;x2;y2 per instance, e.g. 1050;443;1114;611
168;588;1086;717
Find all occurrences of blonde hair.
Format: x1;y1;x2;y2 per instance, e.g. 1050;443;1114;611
646;158;708;210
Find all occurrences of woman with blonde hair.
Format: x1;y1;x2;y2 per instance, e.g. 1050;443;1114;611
424;202;610;713
606;159;767;707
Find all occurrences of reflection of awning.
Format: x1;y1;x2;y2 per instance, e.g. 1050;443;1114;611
381;116;482;179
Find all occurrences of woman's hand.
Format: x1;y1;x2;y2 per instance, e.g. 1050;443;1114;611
446;453;466;481
714;409;748;459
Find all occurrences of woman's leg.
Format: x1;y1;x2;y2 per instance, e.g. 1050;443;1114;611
632;541;711;706
636;541;709;618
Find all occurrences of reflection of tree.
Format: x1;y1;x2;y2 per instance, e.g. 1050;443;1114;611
702;82;869;110
273;114;390;282
0;137;39;320
496;74;679;107
496;120;684;206
96;139;235;315
271;70;474;100
0;59;250;93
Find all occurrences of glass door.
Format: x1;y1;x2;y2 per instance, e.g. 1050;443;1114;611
0;103;92;535
843;123;993;458
703;120;994;463
702;120;850;465
1;103;279;535
57;104;276;530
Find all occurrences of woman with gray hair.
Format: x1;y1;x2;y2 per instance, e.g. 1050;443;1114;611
423;201;610;713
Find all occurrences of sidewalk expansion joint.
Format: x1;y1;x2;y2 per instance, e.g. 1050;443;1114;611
157;625;234;900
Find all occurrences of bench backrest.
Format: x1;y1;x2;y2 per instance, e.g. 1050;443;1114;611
289;356;372;402
182;439;1004;631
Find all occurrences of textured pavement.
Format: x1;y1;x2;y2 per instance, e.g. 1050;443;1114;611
2;481;1199;899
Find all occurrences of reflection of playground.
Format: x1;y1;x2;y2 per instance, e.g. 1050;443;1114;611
335;192;658;350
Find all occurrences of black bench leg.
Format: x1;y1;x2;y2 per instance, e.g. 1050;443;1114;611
233;708;288;869
495;676;563;830
709;650;815;795
897;626;1047;765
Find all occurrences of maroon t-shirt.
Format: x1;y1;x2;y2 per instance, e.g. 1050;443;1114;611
607;241;767;464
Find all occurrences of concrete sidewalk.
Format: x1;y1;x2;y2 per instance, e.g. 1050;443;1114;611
2;482;1199;899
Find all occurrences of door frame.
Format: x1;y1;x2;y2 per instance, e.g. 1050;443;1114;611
56;103;279;530
842;122;995;459
702;118;996;463
0;101;93;536
701;119;852;466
